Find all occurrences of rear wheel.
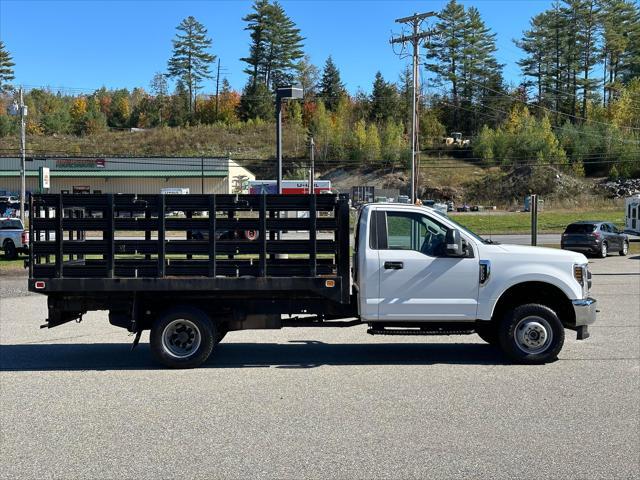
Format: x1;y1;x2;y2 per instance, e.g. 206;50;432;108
620;241;629;256
3;240;17;260
498;304;564;364
150;306;215;368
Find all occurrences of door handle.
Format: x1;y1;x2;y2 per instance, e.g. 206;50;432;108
384;261;404;270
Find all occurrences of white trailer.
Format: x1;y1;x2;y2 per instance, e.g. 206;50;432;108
624;195;640;235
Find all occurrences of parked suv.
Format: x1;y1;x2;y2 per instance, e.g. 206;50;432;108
0;218;29;259
561;221;629;258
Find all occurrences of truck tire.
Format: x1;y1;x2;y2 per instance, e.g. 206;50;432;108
150;306;216;368
475;322;499;346
498;304;564;364
3;240;17;260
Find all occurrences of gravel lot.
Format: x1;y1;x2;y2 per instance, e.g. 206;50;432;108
1;254;638;479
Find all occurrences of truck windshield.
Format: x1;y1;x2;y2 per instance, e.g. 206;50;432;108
431;209;489;244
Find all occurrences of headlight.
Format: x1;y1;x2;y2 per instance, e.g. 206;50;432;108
573;264;585;286
574;263;590;295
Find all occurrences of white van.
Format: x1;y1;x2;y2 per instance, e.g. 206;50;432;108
624;195;640;235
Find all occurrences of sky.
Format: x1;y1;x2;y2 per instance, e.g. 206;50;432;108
0;0;555;95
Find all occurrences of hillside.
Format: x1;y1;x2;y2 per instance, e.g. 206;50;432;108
0;125;629;207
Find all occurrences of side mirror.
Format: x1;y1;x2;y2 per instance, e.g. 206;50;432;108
445;229;464;257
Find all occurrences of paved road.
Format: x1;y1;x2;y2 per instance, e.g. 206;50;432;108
1;255;639;479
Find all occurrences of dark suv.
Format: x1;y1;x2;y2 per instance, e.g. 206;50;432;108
561;221;629;258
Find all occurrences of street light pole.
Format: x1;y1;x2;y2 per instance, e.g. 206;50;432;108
19;87;26;224
309;136;315;195
201;157;204;194
276;99;283;194
275;86;303;194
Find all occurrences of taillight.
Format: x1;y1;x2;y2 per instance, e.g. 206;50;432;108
591;232;600;239
22;231;29;244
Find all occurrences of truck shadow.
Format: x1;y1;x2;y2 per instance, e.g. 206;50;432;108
0;341;508;371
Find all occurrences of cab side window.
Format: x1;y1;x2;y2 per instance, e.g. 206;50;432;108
384;211;448;257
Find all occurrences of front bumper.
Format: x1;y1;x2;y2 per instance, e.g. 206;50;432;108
572;297;597;326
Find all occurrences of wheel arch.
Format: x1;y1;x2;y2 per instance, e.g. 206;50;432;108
490;281;576;328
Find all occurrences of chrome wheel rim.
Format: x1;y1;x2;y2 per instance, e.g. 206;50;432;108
602;243;607;257
162;319;202;359
623;243;628;255
514;316;553;354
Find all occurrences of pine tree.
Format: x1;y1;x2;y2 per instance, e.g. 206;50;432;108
237;80;273;121
167;16;216;115
318;56;346;111
397;66;413;129
428;1;503;132
264;2;305;87
461;6;504;131
241;0;304;89
574;0;601;121
242;0;271;86
601;0;640;102
427;0;468;128
369;72;400;123
0;41;15;93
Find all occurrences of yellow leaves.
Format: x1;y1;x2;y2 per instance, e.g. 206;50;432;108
609;78;640;131
113;96;130;120
504;104;531;134
70;97;87;122
26;119;43;135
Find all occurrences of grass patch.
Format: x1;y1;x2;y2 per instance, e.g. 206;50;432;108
0;255;28;275
450;209;624;235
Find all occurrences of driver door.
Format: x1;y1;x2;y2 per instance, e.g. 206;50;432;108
377;209;479;322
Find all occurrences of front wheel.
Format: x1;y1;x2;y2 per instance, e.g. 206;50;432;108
150;306;215;368
498;304;565;364
620;241;629;256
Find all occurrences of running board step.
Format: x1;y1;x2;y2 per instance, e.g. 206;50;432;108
367;327;475;336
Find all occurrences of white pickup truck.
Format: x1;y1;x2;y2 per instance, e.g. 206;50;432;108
1;217;29;259
30;194;597;368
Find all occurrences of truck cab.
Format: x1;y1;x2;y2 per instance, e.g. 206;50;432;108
355;204;596;362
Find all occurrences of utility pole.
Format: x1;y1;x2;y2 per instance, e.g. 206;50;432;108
308;136;315;195
214;58;221;119
19;87;27;223
390;12;436;204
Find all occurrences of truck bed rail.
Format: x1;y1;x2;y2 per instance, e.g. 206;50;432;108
29;193;351;303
